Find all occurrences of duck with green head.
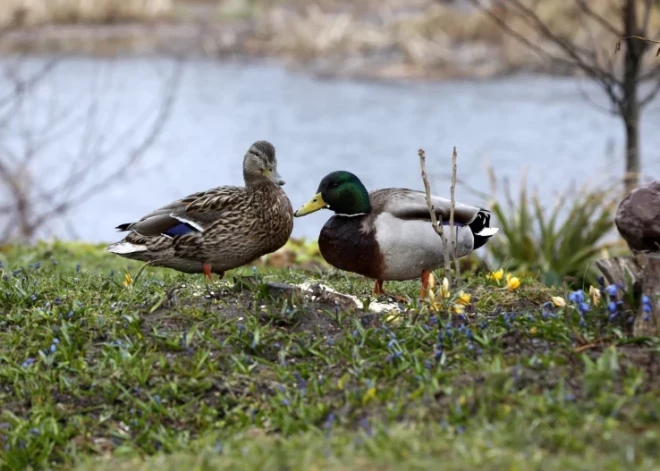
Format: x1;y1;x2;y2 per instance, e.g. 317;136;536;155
294;171;498;298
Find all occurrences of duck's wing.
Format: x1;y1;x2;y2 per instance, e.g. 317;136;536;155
115;186;245;237
370;188;483;225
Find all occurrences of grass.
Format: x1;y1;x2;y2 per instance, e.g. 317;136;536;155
1;241;660;470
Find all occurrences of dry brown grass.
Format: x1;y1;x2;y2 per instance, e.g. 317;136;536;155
0;0;173;27
248;0;660;75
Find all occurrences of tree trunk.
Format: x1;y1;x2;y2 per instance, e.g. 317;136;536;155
622;0;648;195
635;254;660;337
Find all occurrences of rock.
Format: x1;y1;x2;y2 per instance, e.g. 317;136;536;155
615;181;660;254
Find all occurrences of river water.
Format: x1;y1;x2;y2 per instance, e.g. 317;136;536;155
1;56;660;243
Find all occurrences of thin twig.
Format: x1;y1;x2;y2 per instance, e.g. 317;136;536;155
450;146;460;281
419;148;451;285
615;35;660;57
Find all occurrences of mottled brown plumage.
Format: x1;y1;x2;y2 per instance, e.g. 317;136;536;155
106;140;293;278
615;181;660;254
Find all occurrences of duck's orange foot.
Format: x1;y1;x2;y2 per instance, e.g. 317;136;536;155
203;263;213;281
373;279;407;303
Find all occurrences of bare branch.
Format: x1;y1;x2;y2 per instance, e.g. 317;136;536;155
640;77;660;108
449;146;460;282
419;148;452;285
575;0;623;37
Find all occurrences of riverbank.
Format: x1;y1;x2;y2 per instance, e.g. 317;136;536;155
2;0;659;81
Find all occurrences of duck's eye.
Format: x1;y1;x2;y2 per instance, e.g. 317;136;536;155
330;182;339;188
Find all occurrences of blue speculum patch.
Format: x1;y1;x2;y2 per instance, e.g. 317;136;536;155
164;223;198;237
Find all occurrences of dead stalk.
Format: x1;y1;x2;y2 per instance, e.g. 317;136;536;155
418;148;452;286
450;146;460;281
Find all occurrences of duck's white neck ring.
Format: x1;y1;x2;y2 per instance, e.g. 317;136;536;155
335;212;367;218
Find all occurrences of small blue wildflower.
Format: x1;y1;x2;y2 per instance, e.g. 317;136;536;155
565;393;575;401
294;372;307;392
53;338;59;344
281;398;290;406
30;428;40;435
326;337;335;346
430;315;438;325
387;339;397;351
214;442;223;454
49;344;56;354
22;358;36;368
608;301;618;313
424;359;432;369
627;316;634;325
598;276;605;289
642;295;651;305
252;266;257;274
359;418;373;436
605;285;618;297
54;297;62;306
568;291;585;304
153;395;161;404
645;314;651;322
75;264;81;273
33;262;41;270
12;269;21;276
352;329;359;338
2;275;7;281
324;413;336;430
29;294;37;302
578;303;590;315
67;311;73;319
609;312;619;322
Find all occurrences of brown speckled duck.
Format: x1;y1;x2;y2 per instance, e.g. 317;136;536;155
106;140;294;280
294;171;498;298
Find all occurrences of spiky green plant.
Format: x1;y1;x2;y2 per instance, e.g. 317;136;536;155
486;174;621;287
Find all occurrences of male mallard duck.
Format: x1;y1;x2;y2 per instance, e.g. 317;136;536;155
106;140;294;280
615;180;660;255
294;171;498;298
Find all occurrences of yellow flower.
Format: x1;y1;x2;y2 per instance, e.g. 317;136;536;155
551;296;566;308
487;268;504;283
427;272;436;290
123;272;133;288
530;326;538;335
506;274;521;291
589;285;601;306
440;277;451;298
450;304;465;314
456;290;472;306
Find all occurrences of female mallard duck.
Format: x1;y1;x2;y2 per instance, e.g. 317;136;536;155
294;171;498;298
106;140;294;280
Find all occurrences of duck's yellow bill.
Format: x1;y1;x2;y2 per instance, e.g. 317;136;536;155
294;193;327;217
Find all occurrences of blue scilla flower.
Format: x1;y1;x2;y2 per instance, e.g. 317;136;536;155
568;291;585;304
605;285;618;297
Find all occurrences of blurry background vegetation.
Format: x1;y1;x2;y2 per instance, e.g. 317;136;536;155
1;0;659;289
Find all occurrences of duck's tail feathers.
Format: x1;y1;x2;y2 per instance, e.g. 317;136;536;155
475;227;499;237
106;241;147;255
115;223;133;232
470;209;498;250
